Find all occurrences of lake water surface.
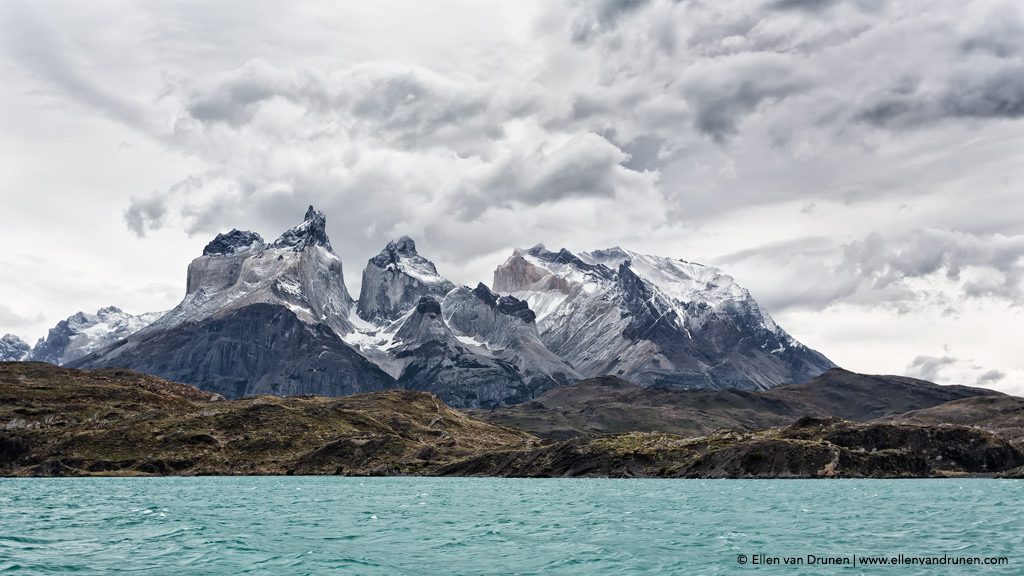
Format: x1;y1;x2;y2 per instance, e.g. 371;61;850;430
1;477;1020;575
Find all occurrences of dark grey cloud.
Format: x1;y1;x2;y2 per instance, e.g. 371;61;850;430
766;0;883;13
0;0;149;130
570;0;652;44
959;4;1024;58
839;229;1024;304
680;53;810;141
766;0;836;12
906;354;957;382
472;132;654;214
977;369;1006;385
124;195;169;237
857;64;1024;128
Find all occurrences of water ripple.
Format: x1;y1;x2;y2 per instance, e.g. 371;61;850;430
0;478;1021;575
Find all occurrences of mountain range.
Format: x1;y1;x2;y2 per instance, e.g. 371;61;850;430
3;206;834;408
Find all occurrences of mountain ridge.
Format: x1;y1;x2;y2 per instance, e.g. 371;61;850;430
473;368;1004;440
42;206;832;406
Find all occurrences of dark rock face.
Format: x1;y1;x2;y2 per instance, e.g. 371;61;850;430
497;296;535;324
70;303;395;399
439;419;1024;479
368;236;419;267
391;296;531;409
442;286;579;400
526;245;615;280
0;334;31;362
415;296;443;316
202;230;264;256
470;283;535;323
471;283;500;306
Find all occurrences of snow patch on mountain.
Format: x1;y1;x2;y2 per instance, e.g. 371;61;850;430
0;334;31;361
356;236;456;324
145;206;356;337
492;244;833;390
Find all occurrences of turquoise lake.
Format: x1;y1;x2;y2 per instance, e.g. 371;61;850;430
1;478;1020;575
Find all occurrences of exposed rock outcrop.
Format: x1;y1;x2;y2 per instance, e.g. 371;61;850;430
70;207;376;397
356;236;456;324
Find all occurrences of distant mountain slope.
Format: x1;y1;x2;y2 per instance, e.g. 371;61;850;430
881;396;1024;448
766;369;1002;420
54;207;851;406
348;242;577;406
474;368;1003;439
0;335;31;362
28;307;164;365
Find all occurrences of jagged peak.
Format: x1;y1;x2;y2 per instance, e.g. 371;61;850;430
304;205;325;223
370;235;423;267
414;296;443;316
468;283;536;324
272;205;332;251
203;229;265;256
471;282;499;306
497;295;536;324
96;306;124;316
389;236;417;254
588;246;630;262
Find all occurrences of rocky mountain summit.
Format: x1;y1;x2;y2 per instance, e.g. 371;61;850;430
356;236;456;324
13;206;835;407
0;335;31;362
71;207;393;399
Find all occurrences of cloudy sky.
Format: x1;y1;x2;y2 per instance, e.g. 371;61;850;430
1;0;1022;393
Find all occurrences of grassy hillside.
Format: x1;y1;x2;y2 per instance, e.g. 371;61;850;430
0;362;535;476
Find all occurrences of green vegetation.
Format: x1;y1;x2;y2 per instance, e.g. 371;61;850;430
0;362;535;476
3;363;1022;479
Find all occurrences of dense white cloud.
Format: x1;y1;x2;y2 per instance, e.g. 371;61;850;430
1;0;1022;393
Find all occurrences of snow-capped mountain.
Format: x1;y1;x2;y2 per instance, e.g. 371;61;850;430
344;239;566;406
146;206;356;338
356;236;455;324
71;207;394;399
63;206;834;405
494;245;834;390
29;307;164;365
0;334;31;361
